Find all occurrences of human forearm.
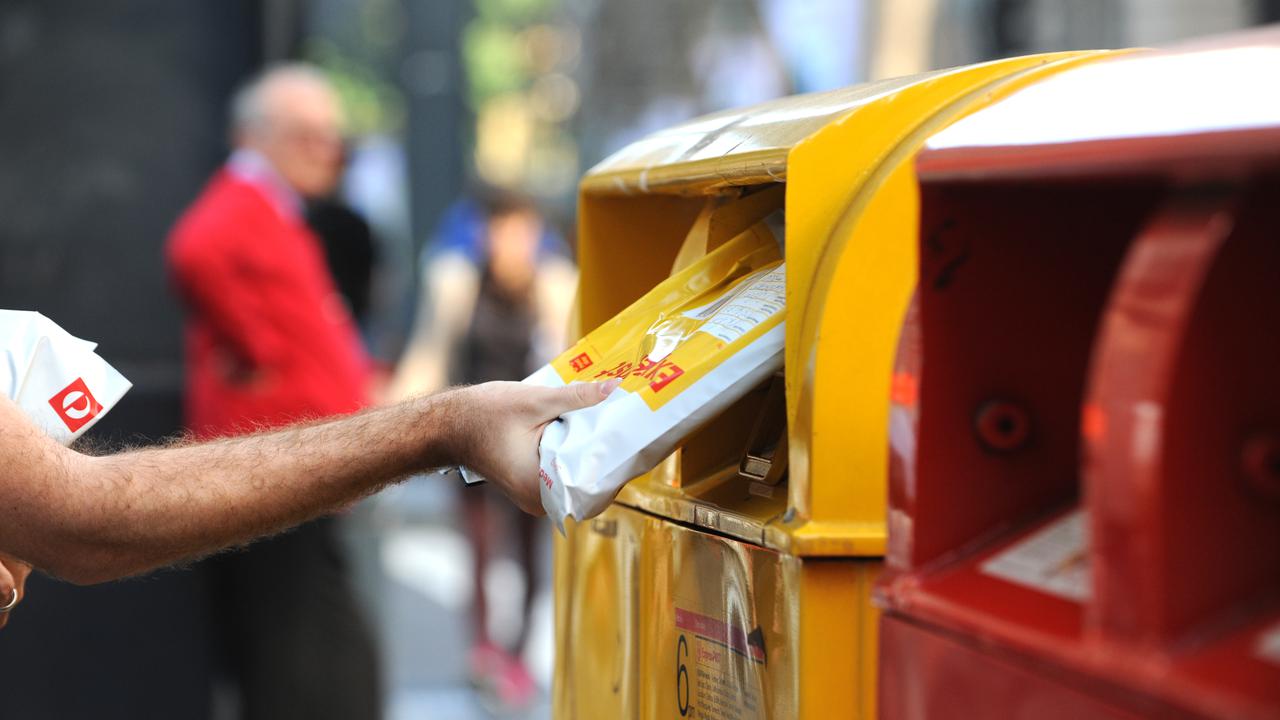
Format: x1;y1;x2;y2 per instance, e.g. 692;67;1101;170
0;379;611;585
13;390;462;583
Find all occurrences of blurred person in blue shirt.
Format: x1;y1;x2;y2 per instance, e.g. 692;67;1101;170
391;188;575;709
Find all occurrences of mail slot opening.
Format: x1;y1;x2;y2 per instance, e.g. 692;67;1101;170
676;370;787;497
893;176;1166;575
618;183;790;531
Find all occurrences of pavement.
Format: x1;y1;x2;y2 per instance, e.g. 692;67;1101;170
344;477;555;720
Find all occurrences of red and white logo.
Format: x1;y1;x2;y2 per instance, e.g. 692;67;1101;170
569;352;593;373
48;377;103;433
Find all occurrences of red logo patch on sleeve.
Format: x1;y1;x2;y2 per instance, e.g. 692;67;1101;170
48;377;103;433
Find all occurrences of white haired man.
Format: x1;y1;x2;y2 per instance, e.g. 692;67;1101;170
0;62;617;718
163;63;395;719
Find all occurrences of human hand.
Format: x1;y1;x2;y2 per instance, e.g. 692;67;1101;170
448;379;619;515
0;551;32;630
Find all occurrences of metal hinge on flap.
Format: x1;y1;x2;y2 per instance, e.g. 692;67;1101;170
739;371;788;497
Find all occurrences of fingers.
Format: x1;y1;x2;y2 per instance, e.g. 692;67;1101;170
457;379;617;519
540;378;620;417
513;490;546;518
0;553;31;591
0;561;13;601
0;561;15;630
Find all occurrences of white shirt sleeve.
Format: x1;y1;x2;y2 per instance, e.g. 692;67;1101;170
1;310;131;446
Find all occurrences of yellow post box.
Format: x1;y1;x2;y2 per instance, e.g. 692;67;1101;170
554;49;1124;720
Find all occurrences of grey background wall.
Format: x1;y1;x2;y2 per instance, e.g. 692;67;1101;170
0;2;261;717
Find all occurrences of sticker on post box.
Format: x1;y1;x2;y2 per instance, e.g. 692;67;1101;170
980;509;1091;603
674;606;767;720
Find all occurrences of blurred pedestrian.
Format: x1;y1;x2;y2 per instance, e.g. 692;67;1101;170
307;147;389;399
306;155;378;331
391;189;576;710
308;196;377;330
166;63;380;720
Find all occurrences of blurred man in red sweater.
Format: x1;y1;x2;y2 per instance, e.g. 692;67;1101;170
167;64;379;720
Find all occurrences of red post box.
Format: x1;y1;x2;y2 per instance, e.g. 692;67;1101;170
878;31;1280;720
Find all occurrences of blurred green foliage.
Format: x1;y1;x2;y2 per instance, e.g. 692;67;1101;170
305;37;406;136
463;22;526;106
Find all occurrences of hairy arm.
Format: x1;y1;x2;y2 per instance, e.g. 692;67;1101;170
0;380;612;585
